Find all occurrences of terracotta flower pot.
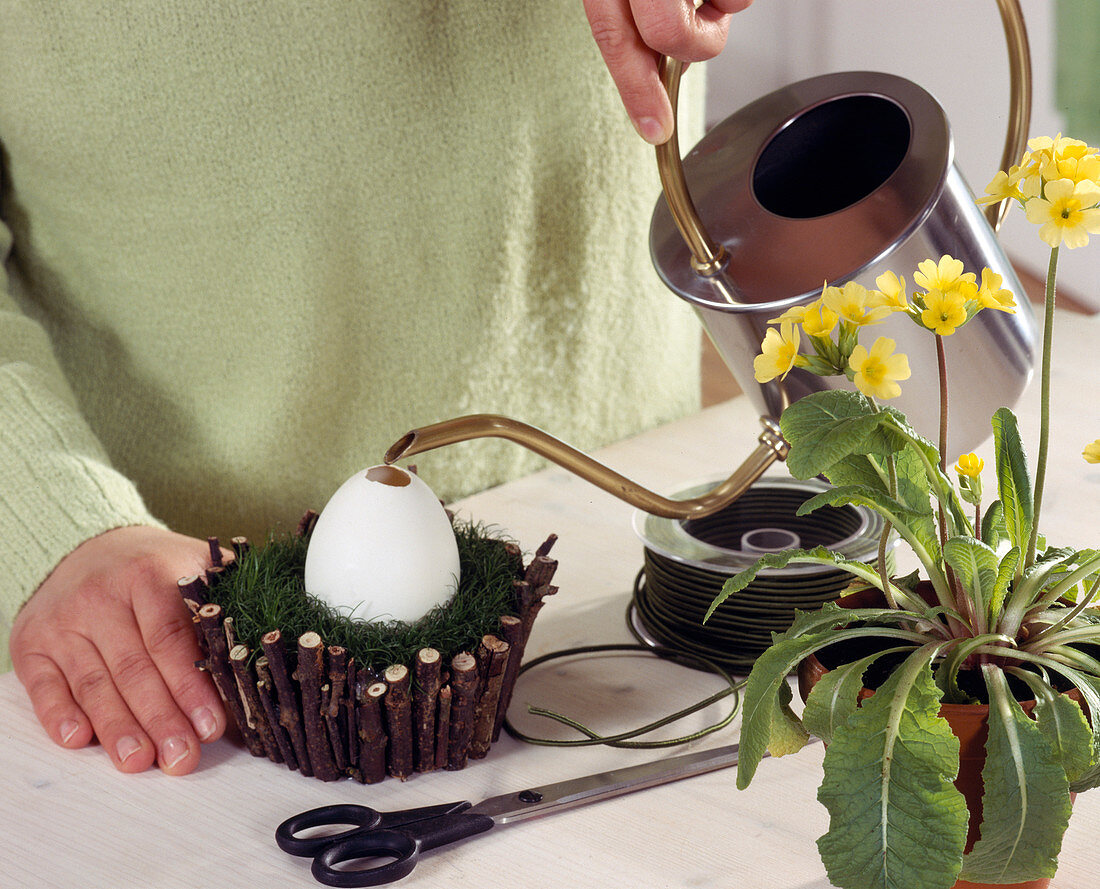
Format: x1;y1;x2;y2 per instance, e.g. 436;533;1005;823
797;585;1062;889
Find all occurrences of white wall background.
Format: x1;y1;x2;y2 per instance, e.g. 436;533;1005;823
704;0;1099;306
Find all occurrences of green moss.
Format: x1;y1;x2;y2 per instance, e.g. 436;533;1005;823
206;521;522;673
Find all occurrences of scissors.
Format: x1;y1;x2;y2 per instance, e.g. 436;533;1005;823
276;741;757;887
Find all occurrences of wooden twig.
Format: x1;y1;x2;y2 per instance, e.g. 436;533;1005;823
445;652;480;771
256;656;298;771
325;647;349;772
178;574;208;609
434;685;452;771
178;575;209;659
470;636;510;759
502;542;524;577
515;579;558;645
261;630;313;777
230;536;251;558
523;554;558;589
413;649;442;773
229;644;282;763
222;616;237;652
296;509;319;538
356;682;388;784
383;665;413;780
297;633;340;781
345;658;359;770
493;615;526;741
197;604;264;757
207;537;224;569
535;534;558;558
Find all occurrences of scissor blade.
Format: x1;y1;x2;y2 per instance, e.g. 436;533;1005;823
469;743;755;825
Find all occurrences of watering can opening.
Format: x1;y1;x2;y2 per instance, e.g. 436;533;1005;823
753;94;911;221
651;69;1036;452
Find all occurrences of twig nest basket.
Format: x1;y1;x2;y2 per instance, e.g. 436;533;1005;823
179;513;558;783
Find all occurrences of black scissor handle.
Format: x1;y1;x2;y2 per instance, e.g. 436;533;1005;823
311;811;496;887
311;828;418;888
276;804;384;857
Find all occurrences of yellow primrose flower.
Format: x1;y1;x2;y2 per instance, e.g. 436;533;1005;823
1084;440;1100;464
821;281;893;326
871;271;908;311
1027;133;1096;181
913;255;977;293
979;165;1026;205
767;305;808;325
976;268;1017;313
848;337;911;400
1027;133;1088;156
955;453;984;477
920;288;969;336
1052;152;1100;188
1023;177;1100;248
1014;136;1100;196
753;322;802;383
800;300;840;338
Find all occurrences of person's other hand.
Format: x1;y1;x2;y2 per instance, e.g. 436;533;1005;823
10;526;229;775
583;0;753;144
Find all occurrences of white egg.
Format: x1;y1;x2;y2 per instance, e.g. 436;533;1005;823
303;465;461;623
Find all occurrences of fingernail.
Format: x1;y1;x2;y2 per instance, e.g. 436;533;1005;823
59;720;80;745
636;116;670;145
161;736;190;770
191;706;217;741
116;735;142;764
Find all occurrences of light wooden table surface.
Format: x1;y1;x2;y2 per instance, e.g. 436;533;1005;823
2;312;1099;888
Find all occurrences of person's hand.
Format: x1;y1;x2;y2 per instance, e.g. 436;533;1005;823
582;0;753;144
10;526;229;775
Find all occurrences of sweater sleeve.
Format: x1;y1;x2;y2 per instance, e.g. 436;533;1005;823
0;208;163;672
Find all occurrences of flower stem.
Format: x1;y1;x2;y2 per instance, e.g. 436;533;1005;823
934;334;975;633
936;334;949;476
879;455;898;608
1027;245;1060;567
935;335;949;551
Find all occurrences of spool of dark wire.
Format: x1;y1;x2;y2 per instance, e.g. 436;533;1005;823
629;478;891;673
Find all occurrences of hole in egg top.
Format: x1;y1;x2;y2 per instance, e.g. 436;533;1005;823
365;465;411;486
303;465;461;623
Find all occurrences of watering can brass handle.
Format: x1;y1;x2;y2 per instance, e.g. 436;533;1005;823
655;0;1031;271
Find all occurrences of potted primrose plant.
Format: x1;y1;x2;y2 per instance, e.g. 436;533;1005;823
708;135;1100;889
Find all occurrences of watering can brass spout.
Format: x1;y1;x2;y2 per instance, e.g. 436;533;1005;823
385;414;789;520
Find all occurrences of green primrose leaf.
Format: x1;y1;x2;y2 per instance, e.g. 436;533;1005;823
1009;670;1096;784
885;440;937;516
1047;669;1100;793
769;681;811;755
707;547;893;621
798;485;942;571
958;667;1071;884
991;407;1034;553
735;608;928;789
820;452;889;492
780;390;886;479
816;645;967;889
824;445;937;543
1002;549;1085;630
736;628;832;790
989;546;1020;627
802;648;912;744
981;499;1007;550
943;536;999;625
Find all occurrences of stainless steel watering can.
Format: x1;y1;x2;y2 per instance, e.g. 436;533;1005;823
387;0;1036;519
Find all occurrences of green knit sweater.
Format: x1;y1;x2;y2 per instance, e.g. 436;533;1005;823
0;3;705;669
